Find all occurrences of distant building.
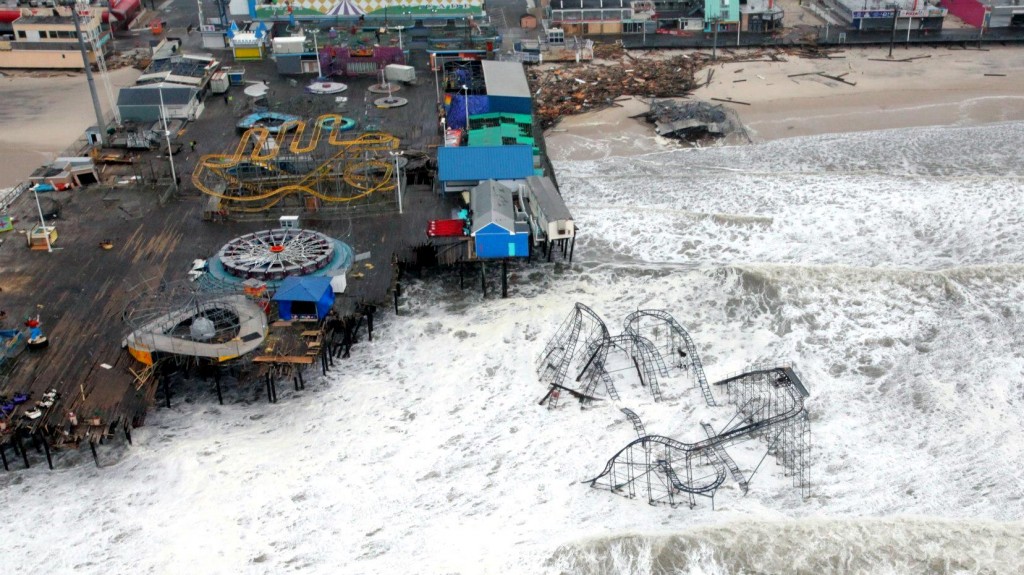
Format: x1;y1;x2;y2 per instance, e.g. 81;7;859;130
548;0;777;34
942;0;1020;27
0;10;110;70
117;83;204;123
823;0;947;30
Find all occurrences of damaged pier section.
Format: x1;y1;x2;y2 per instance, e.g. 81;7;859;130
0;51;576;471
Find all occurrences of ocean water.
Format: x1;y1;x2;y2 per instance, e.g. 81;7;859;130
2;121;1024;574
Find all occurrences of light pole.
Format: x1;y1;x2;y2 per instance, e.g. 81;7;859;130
311;28;323;79
32;185;52;253
434;62;441;104
158;87;178;190
461;84;470;132
712;18;720;60
390;150;404;214
70;4;105;145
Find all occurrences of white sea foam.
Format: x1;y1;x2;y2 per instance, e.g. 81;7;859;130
2;122;1023;574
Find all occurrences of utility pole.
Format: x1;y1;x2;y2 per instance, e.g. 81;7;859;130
158;88;179;191
978;9;989;49
712;18;719;60
888;5;899;58
70;4;105;145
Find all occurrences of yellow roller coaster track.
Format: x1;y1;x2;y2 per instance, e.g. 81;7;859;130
192;114;401;212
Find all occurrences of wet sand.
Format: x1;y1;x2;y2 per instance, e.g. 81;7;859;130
546;46;1024;160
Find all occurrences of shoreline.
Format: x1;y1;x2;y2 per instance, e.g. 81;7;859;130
545;46;1024;161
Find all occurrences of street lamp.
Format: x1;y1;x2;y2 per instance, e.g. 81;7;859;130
395;25;404;51
389;150;404;214
158;87;178;190
311;28;323;79
461;84;470;132
32;185;52;253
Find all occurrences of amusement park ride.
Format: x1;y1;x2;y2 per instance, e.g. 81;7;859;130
192;114;400;213
538;303;812;509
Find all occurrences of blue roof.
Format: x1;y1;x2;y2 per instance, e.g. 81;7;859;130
437;145;535;182
272;276;333;302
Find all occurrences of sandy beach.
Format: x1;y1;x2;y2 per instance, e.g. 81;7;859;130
547;46;1024;159
0;67;140;189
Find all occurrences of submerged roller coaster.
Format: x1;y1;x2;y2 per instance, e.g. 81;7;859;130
587;366;811;508
191;115;400;213
536;304;812;507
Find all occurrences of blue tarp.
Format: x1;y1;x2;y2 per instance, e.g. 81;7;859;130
446;94;490;131
273;276;335;320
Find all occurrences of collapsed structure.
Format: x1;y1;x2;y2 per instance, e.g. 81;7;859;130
537;303;811;508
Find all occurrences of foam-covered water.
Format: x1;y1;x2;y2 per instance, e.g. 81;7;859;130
2;122;1023;574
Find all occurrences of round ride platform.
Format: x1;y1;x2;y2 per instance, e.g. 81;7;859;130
306;81;348;95
374;96;408;109
368;82;400;94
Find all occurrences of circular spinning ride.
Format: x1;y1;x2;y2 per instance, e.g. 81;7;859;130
219;228;335;281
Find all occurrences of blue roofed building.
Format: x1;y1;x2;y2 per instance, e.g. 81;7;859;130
470;180;531;259
436;145;536;194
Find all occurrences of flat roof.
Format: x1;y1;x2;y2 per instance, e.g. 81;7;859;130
15;15;74;25
481;61;530;99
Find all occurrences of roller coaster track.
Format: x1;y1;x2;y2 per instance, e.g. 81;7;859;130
621;408;647;438
191;115;400;212
624;310;717;407
586;367;806;496
701;421;748;493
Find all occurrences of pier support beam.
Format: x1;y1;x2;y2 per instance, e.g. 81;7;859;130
214;369;223;405
297;368;305;390
569;236;576;263
502;259;508;298
124;422;133;446
16;433;29;469
366;306;374;342
38;430;53;470
162;375;172;409
265;373;273;403
1;441;9;471
480;261;486;296
89;440;99;468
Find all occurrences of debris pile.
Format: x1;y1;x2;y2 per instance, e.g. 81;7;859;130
526;55;703;129
643;100;746;142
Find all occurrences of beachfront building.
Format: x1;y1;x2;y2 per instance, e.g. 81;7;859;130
549;0;779;35
0;11;110;70
231;0;483;24
740;0;784;32
822;0;947;30
942;0;1021;27
469;180;531;259
548;0;657;35
117;83;204;123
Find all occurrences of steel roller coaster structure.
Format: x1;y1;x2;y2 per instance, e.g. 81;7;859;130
536;303;811;508
191;115;401;213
